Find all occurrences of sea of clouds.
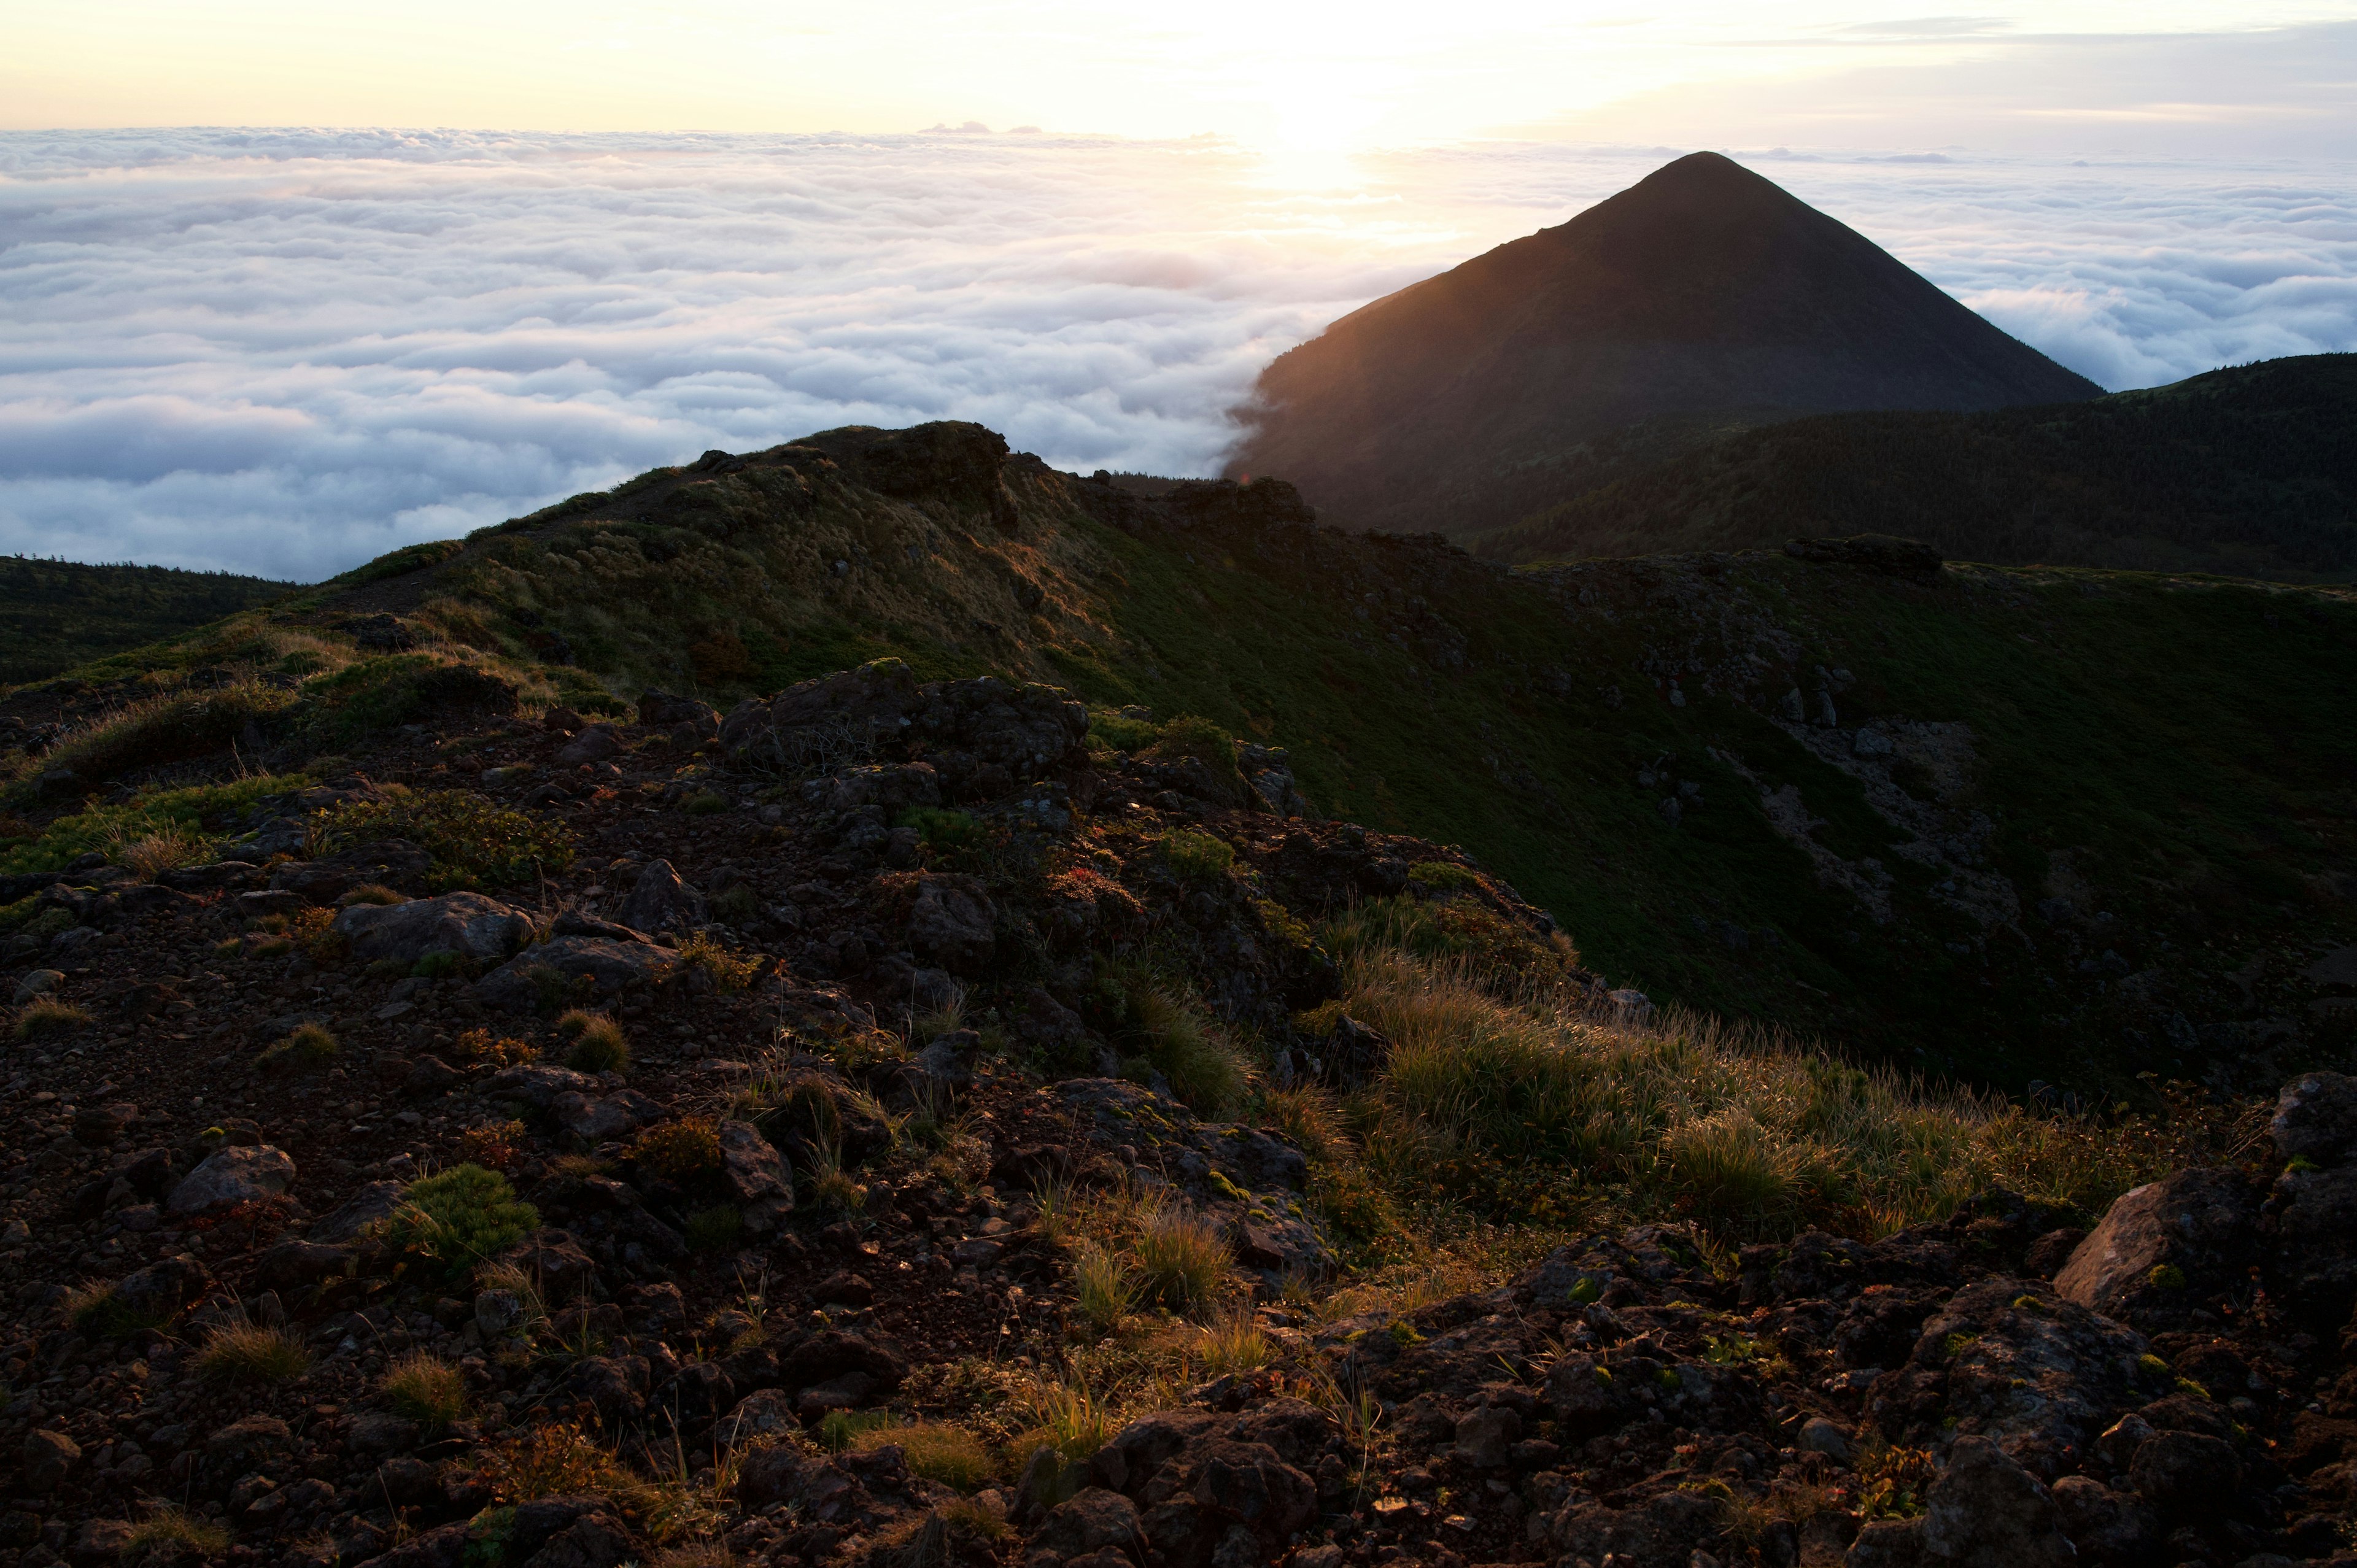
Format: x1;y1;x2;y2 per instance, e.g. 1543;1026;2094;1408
1;128;2352;579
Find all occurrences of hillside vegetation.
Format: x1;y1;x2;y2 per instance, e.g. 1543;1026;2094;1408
1479;354;2357;581
8;421;2355;1099
0;556;295;683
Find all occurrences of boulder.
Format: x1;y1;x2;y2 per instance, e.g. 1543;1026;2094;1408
1032;1489;1145;1562
475;936;682;1008
271;839;430;904
112;1254;213;1323
23;1429;80;1493
638;689;719;735
2052;1168;2259;1330
2127;1429;2242;1521
482;1064;606;1110
555;725;624;766
333;892;532;965
1873;1277;2158;1475
1453;1404;1519;1467
2274;1070;2357;1165
257;1238;354;1291
778;1329;906;1395
168;1144;296;1215
718;1389;801;1442
311;1180;407;1242
2271;1162;2357;1323
1918;1436;2075;1568
905;875;995;973
717;1119;792;1207
2049;1475;2161;1563
617;859;705;934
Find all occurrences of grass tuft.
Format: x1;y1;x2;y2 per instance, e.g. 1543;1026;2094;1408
382;1350;470;1427
847;1422;996;1492
562;1013;631;1073
14;997;92;1040
253;1021;339;1072
119;1508;231;1567
195;1321;312;1384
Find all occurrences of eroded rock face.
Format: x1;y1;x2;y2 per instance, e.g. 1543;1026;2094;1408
721;662;1088;791
2274;1070;2357;1165
475;935;682;1009
904;874;995;973
333;891;533;965
1919;1435;2076;1568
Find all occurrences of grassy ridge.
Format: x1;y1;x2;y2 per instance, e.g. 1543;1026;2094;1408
9;425;2353;1098
1477;355;2357;581
0;557;296;684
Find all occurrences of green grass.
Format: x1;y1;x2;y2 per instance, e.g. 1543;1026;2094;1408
0;557;295;686
377;1164;540;1276
0;773;306;876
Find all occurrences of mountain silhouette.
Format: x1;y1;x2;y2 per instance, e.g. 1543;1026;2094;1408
1224;151;2103;536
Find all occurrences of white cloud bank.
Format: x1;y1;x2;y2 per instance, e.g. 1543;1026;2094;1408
1;129;2352;578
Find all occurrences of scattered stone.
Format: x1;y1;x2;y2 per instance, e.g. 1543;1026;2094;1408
334;891;533;965
168;1143;296;1215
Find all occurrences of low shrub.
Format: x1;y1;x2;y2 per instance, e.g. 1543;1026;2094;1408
377;1164;539;1275
683;790;728;816
678;930;759;994
897;806;985;858
195;1322;311;1384
1141;716;1246;801
470;1421;632;1504
340;882;406;906
452;1027;537;1066
35;681;297;792
64;1280;170;1338
382;1350;470;1427
1407;860;1482;893
14;997;92;1040
254;1022;339;1072
562;1013;631;1073
456;1119;528;1170
314;787;572;892
1158;829;1234;883
711;884;760;924
684;1207;743;1253
633;1118;725;1181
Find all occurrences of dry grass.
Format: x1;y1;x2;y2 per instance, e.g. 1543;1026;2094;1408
14;997;92;1040
1011;1377;1117;1462
1130;1200;1229;1312
120;1508;230;1567
1194;1304;1272;1378
847;1421;997;1492
107;822;210;879
1334;940;2246;1238
254;1021;339;1072
195;1321;311;1384
1070;1242;1136;1331
382;1350;469;1427
559;1011;631;1073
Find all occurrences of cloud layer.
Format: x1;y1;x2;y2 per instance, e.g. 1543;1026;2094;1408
1;130;2351;578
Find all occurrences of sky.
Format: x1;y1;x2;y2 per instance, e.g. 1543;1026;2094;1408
1;4;2354;577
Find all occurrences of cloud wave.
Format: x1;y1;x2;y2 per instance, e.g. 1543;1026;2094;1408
1;130;2352;577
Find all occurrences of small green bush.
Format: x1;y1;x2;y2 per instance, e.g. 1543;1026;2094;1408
1159;830;1234;883
1086;711;1161;754
378;1164;539;1275
897;806;984;855
1407;860;1482;893
684;1207;742;1252
1142;716;1245;799
562;1012;630;1073
683;790;728;816
254;1021;339;1071
411;951;465;980
711;884;759;924
633;1118;724;1181
314;788;573;892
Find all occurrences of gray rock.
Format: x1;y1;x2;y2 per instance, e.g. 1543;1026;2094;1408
311;1180;407;1242
717;1119;792;1207
906;875;995;973
257;1238;354;1291
2051;1475;2159;1562
902;1028;978;1097
617;859;705;934
23;1429;80;1493
112;1253;212;1323
555;725;624;766
13;968;64;1003
481;1064;606;1109
2269;1161;2357;1323
169;1144;296;1215
2053;1167;2259;1327
1845;1519;1924;1567
1033;1489;1145;1561
638;689;719;735
1799;1416;1852;1462
475;935;682;1008
272;840;430;905
1919;1435;2074;1568
2127;1429;2240;1520
475;1289;525;1336
335;891;532;965
1454;1404;1519;1467
2273;1070;2357;1167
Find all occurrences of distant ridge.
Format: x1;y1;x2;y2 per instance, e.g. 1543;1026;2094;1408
1225;151;2102;536
1475;355;2357;581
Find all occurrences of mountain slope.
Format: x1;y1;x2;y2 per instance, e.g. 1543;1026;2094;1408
9;422;2355;1095
1479;354;2357;579
1223;151;2099;537
0;557;296;684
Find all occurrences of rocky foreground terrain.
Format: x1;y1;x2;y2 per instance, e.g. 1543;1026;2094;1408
4;663;2356;1568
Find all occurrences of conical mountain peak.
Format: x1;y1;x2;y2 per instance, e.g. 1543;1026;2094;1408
1226;152;2100;536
